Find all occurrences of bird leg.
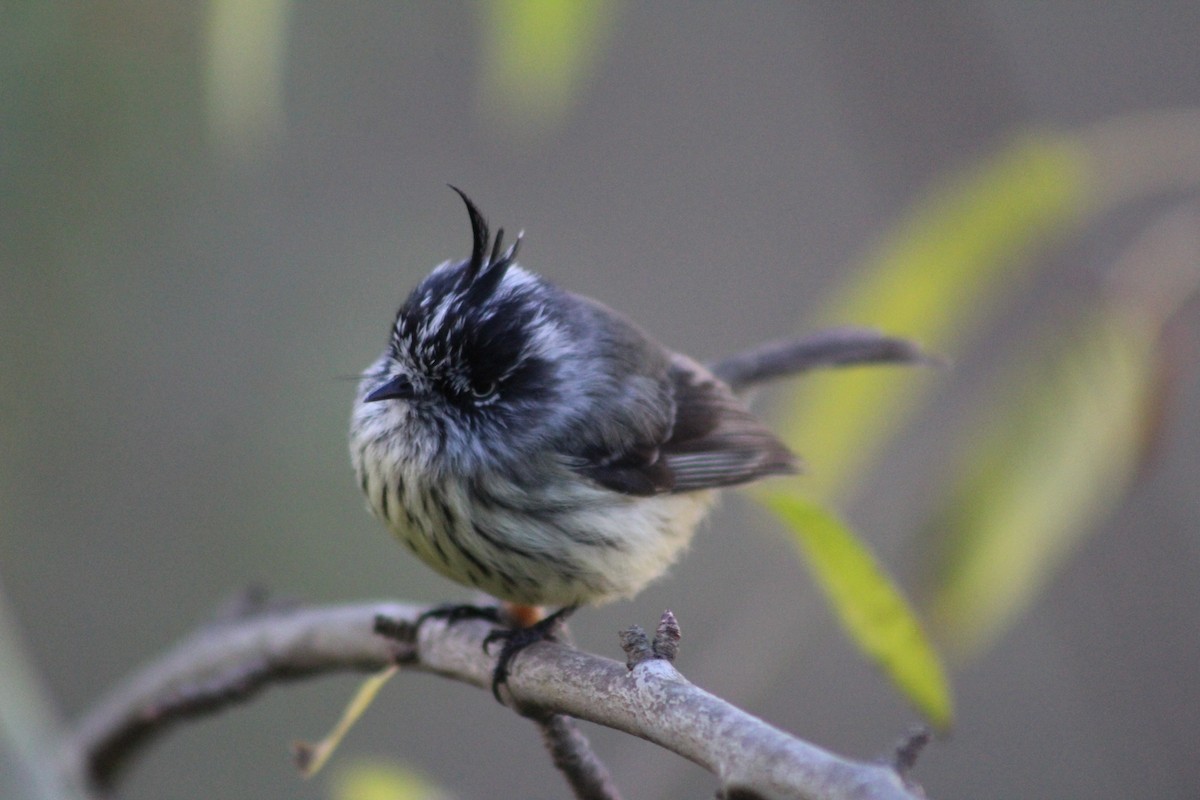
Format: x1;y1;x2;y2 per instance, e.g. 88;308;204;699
373;602;577;703
483;605;577;703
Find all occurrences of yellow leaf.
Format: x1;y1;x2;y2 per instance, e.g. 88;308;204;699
764;494;954;730
295;665;398;779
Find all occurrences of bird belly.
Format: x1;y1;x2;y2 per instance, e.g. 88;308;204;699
357;454;715;606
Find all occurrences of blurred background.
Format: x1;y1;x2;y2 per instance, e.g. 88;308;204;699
3;3;1199;798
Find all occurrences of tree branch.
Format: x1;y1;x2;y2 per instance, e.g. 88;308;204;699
62;601;927;800
63;602;414;792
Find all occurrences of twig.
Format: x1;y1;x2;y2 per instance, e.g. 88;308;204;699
891;725;932;780
530;713;624;800
374;607;623;799
63;602;416;791
520;618;624;800
62;601;927;800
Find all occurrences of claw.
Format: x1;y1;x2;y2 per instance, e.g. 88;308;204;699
375;603;577;703
483;606;576;702
417;602;503;629
375;603;504;645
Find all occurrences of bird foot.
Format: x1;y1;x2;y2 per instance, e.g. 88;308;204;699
417;602;505;628
483;605;576;702
374;602;503;645
375;602;576;703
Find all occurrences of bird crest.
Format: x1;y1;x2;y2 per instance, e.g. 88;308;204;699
389;189;532;379
449;186;522;308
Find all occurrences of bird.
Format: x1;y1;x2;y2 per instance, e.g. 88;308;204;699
351;187;922;695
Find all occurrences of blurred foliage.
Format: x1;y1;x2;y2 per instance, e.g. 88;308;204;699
927;310;1156;658
764;496;953;730
926;208;1200;658
766;135;1089;725
479;0;619;133
331;758;455;800
205;0;290;155
770;113;1200;703
782;135;1088;499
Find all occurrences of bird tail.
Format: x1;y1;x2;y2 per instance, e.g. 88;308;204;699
708;327;936;393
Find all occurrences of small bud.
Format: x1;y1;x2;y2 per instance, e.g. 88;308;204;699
652;610;681;663
619;625;653;669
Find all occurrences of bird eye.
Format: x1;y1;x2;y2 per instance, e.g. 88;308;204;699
470;379;498;401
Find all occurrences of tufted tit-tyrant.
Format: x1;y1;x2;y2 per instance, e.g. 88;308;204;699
351;188;923;693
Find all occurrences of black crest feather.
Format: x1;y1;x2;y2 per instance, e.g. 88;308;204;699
447;186;522;303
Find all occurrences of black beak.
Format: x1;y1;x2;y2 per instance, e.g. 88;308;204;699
365;375;416;403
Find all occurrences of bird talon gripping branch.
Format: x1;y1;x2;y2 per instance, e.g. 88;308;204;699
482;606;575;702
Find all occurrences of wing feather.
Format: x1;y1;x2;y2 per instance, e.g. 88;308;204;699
568;354;798;496
661;355;799;492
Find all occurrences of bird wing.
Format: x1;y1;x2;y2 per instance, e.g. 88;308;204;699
659;354;799;492
568;355;799;496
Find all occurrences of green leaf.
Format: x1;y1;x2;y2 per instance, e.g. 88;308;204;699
927;309;1159;659
763;494;954;731
782;134;1089;498
480;0;619;132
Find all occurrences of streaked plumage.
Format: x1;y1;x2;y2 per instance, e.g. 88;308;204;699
350;189;797;608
